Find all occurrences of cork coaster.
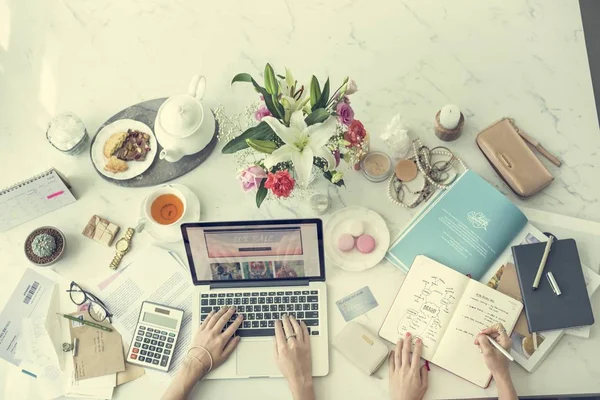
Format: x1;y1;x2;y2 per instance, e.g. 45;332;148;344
395;159;418;181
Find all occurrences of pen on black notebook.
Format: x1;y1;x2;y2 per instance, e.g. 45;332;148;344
532;236;554;290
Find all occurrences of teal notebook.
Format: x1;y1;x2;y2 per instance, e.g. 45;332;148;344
386;170;529;280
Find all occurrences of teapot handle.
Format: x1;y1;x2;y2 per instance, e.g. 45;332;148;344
188;75;206;101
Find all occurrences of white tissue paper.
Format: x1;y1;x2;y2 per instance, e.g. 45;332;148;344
380;114;411;159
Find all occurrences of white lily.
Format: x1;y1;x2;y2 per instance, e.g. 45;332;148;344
278;68;310;124
263;111;337;188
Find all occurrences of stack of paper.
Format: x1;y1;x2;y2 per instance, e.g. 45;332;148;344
522;207;600;339
0;268;145;399
96;246;194;377
66;370;116;399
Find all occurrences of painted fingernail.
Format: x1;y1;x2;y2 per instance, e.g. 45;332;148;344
406;332;411;337
425;361;430;371
416;338;422;343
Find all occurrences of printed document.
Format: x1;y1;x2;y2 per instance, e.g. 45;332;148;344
96;246;193;377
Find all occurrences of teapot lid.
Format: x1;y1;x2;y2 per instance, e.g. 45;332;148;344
159;95;203;138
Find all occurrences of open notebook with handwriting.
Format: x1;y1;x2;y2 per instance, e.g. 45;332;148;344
379;256;523;388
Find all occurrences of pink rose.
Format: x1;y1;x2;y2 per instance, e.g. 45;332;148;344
238;166;267;192
254;105;271;121
345;79;358;95
344;120;367;147
336;102;354;126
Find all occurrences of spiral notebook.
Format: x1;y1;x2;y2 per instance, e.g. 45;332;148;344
0;168;76;232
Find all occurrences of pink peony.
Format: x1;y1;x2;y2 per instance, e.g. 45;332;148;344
264;170;295;198
336;101;354;126
254;105;271;121
238;166;267;192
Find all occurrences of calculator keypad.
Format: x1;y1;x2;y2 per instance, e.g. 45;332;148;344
128;324;178;372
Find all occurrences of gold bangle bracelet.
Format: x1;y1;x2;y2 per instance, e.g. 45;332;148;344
187;354;209;376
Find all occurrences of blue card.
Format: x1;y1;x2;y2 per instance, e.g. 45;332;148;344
335;286;378;322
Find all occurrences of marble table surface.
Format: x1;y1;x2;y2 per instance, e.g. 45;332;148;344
1;0;599;399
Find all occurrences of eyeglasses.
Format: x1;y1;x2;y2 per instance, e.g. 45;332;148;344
66;282;113;323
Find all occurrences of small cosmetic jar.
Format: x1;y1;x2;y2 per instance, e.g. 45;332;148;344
361;151;393;183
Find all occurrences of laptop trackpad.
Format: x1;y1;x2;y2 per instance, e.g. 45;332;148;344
236;340;279;377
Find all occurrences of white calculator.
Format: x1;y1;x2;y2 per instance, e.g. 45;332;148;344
127;301;184;372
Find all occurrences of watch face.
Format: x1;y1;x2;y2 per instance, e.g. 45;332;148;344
116;239;129;251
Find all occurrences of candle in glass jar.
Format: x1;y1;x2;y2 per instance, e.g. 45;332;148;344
439;104;461;130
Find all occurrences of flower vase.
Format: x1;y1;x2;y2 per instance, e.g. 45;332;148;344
353;132;370;170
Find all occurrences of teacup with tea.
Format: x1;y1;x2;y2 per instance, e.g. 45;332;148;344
144;186;187;227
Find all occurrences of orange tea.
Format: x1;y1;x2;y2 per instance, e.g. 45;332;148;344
150;194;185;225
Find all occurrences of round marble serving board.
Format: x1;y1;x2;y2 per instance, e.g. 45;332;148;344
89;97;219;187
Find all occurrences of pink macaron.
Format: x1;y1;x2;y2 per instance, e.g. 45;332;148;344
356;234;376;254
338;233;355;252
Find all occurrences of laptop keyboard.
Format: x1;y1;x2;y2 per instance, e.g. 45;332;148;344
200;290;321;337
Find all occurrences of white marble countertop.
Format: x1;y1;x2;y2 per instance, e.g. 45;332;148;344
1;0;600;399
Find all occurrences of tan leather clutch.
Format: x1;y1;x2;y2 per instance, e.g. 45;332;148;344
476;118;554;197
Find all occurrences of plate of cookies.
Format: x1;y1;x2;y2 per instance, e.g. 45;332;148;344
91;119;157;180
324;206;390;272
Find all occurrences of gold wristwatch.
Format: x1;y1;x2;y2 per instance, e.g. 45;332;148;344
110;227;134;270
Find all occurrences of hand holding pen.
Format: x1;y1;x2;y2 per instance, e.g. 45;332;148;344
474;324;513;378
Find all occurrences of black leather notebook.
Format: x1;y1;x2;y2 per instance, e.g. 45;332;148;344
512;239;594;332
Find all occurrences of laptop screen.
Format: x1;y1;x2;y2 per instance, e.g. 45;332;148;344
182;219;325;285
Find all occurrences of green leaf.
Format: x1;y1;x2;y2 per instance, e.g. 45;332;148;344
246;139;277;154
323;171;345;187
271;94;285;119
305;108;330;126
309;76;321;108
250;78;283;119
222;122;275;154
264;63;278;95
231;73;253;85
256;180;268;208
312;78;330;111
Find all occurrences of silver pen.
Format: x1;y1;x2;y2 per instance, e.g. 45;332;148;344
483;334;514;362
533;236;554;290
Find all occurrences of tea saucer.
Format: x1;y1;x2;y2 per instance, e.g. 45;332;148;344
324;206;390;272
139;184;201;242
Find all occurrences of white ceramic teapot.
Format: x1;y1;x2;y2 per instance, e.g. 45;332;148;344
154;75;214;162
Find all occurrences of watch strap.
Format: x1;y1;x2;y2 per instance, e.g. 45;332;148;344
124;227;135;241
110;252;124;270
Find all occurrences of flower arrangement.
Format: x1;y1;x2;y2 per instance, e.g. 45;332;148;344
222;63;368;207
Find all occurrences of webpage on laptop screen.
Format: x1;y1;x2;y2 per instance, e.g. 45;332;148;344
187;223;321;282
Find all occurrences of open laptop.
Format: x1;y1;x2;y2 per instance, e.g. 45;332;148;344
181;219;329;379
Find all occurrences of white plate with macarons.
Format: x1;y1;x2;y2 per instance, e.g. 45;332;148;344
324;206;390;272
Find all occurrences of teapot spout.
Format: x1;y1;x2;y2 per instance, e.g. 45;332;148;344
159;149;183;163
